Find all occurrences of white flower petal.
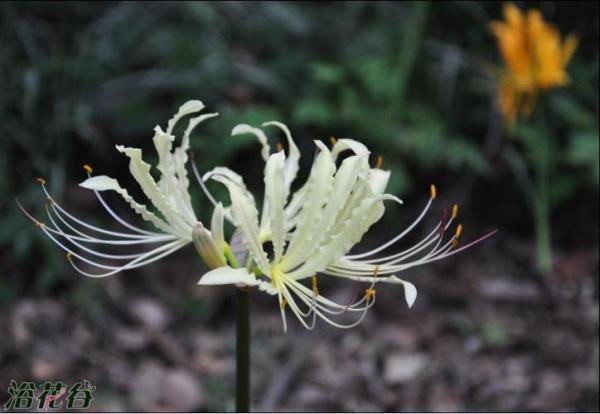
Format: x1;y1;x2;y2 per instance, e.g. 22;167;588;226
211;203;226;250
192;222;226;269
211;175;270;275
172;112;219;210
287;155;369;269
264;151;287;263
398;278;417;308
166;100;205;135
231;124;270;161
116;145;191;236
262;121;300;195
287;195;389;279
152;127;196;223
367;168;391;196
331;139;370;161
180;112;219;153
280;141;336;270
198;266;259;286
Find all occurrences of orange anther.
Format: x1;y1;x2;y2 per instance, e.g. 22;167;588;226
36;178;46;185
365;288;376;301
452;204;459;219
430;184;437;199
375;155;383;169
455;224;463;239
83;164;93;173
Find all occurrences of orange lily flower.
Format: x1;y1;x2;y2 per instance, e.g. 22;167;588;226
490;3;578;123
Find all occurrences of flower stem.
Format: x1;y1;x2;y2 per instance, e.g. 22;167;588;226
235;287;250;412
533;98;553;275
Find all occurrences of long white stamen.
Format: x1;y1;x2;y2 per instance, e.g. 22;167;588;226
41;225;182;272
348;219;445;265
279;282;317;330
191;157;219;208
67;240;187;278
46;203;175;245
287;278;374;314
90;177;162;236
41;184;155;240
338;211;456;268
346;196;433;259
329;227;478;277
310;298;373;329
45;210;163;260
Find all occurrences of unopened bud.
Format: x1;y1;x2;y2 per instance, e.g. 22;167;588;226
192;222;226;269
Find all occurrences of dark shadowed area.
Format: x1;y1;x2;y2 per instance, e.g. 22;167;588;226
0;1;598;412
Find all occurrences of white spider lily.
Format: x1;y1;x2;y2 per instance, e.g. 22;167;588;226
197;123;496;331
18;100;226;277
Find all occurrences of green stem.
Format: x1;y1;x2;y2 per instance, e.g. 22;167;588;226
235;287;250;412
533;100;553;275
534;191;552;274
224;244;250;412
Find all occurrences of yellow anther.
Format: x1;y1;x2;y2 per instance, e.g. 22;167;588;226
329;136;337;146
375;155;383;169
65;252;72;261
365;288;376;301
455;224;463;239
276;142;284;152
36;177;46;185
452;204;459;219
311;275;319;296
373;265;380;278
280;298;287;310
83;164;93;173
430;184;437;199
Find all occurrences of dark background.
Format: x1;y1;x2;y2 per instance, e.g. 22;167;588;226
0;1;598;411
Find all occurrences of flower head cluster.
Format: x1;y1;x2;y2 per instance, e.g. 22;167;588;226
197;124;496;330
18;101;224;277
490;3;578;123
20;100;495;331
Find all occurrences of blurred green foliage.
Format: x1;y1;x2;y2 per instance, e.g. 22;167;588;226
0;2;597;297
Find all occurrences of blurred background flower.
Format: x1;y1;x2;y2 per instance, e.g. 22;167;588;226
0;2;598;412
490;2;578;123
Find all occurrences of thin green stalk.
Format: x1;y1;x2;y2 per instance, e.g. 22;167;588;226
534;188;552;274
224;245;250;412
533;100;553;275
235;288;250;412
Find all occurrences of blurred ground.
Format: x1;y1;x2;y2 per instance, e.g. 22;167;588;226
1;230;598;412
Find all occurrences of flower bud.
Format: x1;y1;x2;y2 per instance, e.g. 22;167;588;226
192;222;226;269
